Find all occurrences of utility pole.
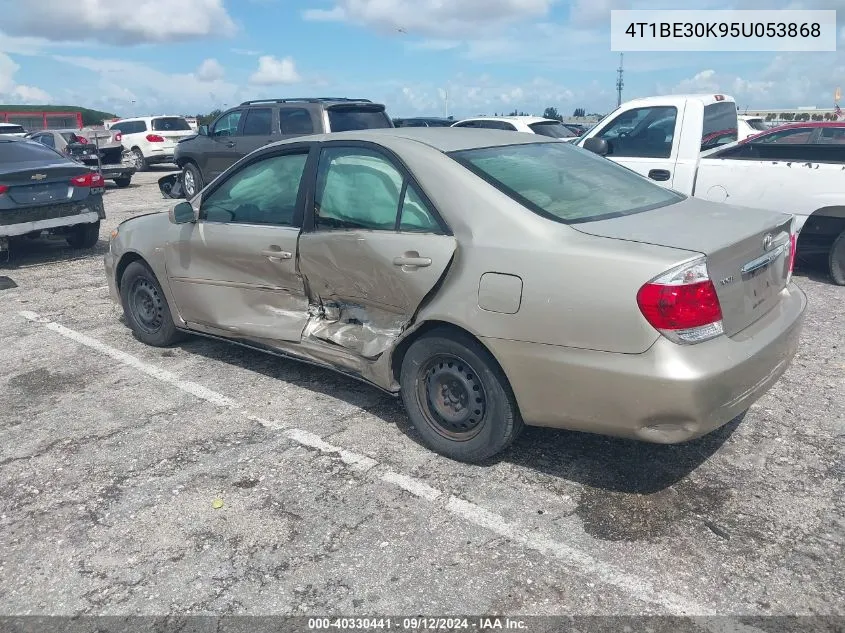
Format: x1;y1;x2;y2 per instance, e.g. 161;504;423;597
616;53;624;107
444;87;449;118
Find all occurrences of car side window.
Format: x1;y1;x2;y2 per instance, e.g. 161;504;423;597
595;106;677;158
280;108;315;135
759;128;813;144
817;127;845;144
314;147;404;231
200;152;308;226
242;108;272;135
212;111;242;138
399;184;440;233
38;134;55;148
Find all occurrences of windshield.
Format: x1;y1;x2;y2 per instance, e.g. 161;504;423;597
327;107;392;132
529;121;576;138
0;125;26;134
0;139;65;163
152;117;192;131
450;142;683;224
747;119;768;131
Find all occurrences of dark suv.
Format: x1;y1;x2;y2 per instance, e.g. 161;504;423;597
173;98;394;198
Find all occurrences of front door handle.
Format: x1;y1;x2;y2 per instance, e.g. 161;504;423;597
648;169;671;181
226;141;236;148
393;254;432;268
261;248;292;261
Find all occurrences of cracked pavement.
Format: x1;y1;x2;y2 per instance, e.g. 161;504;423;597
0;168;843;620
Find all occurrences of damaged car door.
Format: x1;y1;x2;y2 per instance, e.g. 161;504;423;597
297;144;456;359
164;147;311;342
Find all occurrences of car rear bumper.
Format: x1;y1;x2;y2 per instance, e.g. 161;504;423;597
0;198;105;237
482;283;806;443
146;148;176;163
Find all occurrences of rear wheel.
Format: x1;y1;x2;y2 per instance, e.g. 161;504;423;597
400;329;523;463
66;221;100;249
181;163;203;199
113;176;132;188
131;148;148;172
829;229;845;286
120;261;184;347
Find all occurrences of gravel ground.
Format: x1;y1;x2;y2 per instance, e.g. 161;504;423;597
0;168;842;626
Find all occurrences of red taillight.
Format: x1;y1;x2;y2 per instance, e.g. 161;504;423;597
114;132;122;142
75;135;88;144
637;258;724;344
0;184;8;195
788;233;797;274
146;134;165;142
70;172;105;188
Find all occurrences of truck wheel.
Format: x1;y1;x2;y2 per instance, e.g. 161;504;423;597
131;148;148;172
66;221;100;249
120;261;185;347
113;176;132;188
829;229;845;286
400;329;524;463
181;163;203;198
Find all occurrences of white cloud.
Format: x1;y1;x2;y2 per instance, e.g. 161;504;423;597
53;55;241;115
196;58;225;82
303;0;556;37
231;48;261;56
0;52;51;103
2;0;236;45
249;55;301;85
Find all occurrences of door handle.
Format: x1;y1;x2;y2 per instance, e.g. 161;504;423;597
261;248;292;261
648;169;671;181
226;141;236;148
393;254;432;268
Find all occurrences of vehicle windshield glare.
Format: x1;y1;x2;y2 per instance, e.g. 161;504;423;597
528;122;576;138
450;142;684;224
327;107;392;132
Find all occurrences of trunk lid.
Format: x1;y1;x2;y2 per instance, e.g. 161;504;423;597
573;196;794;337
1;164;89;206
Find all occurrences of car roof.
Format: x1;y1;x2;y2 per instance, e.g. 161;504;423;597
455;116;557;124
271;127;554;153
761;121;845;130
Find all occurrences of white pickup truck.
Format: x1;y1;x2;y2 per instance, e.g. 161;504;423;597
577;94;845;285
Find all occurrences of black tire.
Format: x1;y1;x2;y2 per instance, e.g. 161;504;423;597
66;221;100;249
131;148;148;172
400;329;523;463
119;261;185;347
113;176;132;188
181;162;203;199
829;229;845;286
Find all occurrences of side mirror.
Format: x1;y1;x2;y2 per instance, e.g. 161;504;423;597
198;125;209;136
169;201;196;224
583;137;609;156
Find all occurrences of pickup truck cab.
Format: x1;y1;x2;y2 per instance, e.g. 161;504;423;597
578;94;845;284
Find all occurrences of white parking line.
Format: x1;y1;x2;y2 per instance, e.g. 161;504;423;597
18;309;766;624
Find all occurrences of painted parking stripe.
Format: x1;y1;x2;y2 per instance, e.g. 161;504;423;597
18;310;768;626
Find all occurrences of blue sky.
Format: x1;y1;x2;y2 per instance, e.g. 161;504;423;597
0;0;842;119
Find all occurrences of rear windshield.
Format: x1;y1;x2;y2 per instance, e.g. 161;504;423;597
528;121;577;138
0;139;65;163
152;117;191;131
0;125;25;134
450;142;683;224
327;107;392;132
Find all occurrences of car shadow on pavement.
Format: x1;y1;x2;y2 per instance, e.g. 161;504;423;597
175;334;742;496
0;238;109;270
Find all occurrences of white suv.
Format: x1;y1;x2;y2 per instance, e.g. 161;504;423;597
108;116;195;171
451;116;579;141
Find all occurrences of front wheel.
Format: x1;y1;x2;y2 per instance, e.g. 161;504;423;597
66;221;100;249
400;330;523;463
113;176;132;188
181;163;203;199
119;261;185;347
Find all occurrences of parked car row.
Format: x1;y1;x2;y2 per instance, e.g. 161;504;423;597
25;128;136;187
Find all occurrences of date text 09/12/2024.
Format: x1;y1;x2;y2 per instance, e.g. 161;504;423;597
308;617;527;630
